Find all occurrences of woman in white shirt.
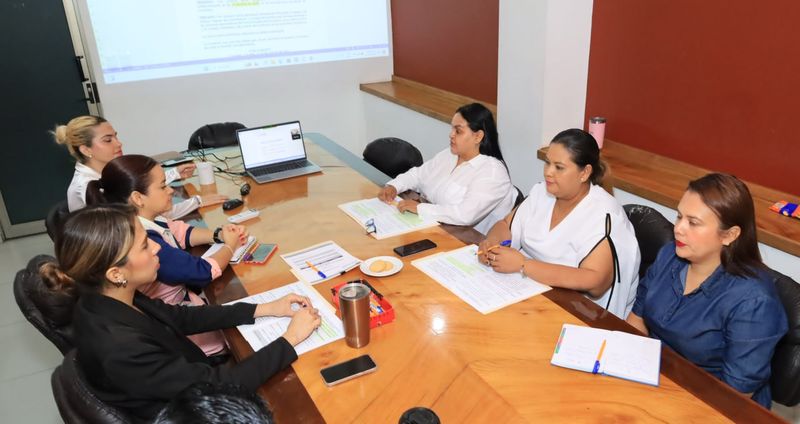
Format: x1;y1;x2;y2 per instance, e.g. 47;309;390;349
377;103;516;234
53;115;226;217
479;129;640;318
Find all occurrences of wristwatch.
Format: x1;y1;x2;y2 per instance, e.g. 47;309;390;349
213;227;224;244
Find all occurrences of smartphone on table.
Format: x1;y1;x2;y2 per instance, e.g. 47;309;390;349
161;157;194;167
320;354;377;386
393;239;437;257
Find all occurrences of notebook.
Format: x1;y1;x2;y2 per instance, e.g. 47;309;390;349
236;121;321;184
550;323;661;386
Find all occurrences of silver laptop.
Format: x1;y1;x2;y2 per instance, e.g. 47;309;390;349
236;121;321;184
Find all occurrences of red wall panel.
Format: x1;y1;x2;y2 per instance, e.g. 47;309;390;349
585;0;799;194
391;0;498;104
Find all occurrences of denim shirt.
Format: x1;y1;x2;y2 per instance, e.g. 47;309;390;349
632;243;788;408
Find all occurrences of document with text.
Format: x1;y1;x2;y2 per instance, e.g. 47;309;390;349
338;197;439;240
412;245;551;314
226;281;344;355
551;323;661;386
281;240;361;284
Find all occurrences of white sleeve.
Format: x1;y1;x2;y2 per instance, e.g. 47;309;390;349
416;164;512;226
162;196;199;220
67;181;87;212
164;167;180;184
385;150;444;193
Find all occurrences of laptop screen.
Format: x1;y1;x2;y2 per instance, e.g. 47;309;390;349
237;121;306;169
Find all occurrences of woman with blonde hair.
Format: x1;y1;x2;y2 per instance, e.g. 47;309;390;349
53;115;225;216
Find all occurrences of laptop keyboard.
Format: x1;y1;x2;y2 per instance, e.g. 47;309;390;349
251;160;310;176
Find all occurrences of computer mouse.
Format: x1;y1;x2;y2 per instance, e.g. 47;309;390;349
239;183;251;196
222;198;244;211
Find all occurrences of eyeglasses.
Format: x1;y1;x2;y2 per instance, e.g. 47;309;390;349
365;218;377;235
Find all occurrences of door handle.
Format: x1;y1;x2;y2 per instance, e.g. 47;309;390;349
74;56;89;82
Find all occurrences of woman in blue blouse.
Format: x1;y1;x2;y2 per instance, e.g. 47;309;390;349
626;173;787;408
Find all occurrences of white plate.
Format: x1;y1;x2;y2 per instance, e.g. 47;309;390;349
360;256;403;277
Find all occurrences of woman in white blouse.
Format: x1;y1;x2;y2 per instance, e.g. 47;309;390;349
479;129;640;318
53;115;226;218
377;103;516;234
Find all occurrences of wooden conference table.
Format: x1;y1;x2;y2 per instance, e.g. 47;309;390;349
183;134;782;423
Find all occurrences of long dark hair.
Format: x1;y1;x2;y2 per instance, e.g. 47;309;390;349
456;103;505;166
85;154;158;205
40;204;138;294
687;173;763;277
550;129;607;186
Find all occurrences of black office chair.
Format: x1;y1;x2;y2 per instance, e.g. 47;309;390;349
187;122;246;150
769;268;800;406
52;350;133;424
45;200;70;242
513;185;525;208
362;137;423;179
13;255;75;355
623;204;675;278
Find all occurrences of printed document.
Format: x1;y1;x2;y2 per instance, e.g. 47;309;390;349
338;197;439;239
412;245;551;314
281;240;361;284
226;281;344;355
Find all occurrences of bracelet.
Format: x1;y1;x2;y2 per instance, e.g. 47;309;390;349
194;195;202;207
520;260;527;278
221;244;235;255
213;227;224;244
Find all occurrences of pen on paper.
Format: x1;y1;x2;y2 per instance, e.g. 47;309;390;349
476;239;512;255
592;339;607;374
305;260;327;279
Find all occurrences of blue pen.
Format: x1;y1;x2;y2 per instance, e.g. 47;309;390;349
592;339;607;374
476;239;512;255
305;261;327;279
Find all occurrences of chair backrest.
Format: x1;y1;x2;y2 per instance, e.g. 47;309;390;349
513;185;525;208
52;350;133;424
45;200;70;242
623;204;675;279
769;269;800;406
13;255;74;355
362;137;423;179
187;122;246;150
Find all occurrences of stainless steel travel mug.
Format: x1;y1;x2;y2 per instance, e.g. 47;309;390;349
339;282;371;348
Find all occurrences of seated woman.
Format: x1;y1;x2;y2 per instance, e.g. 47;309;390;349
86;154;247;356
39;204;320;422
480;129;640;319
626;173;787;408
377;103;516;234
53;115;226;216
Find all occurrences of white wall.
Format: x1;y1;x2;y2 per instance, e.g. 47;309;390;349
72;1;392;157
362;93;451;160
497;0;594;193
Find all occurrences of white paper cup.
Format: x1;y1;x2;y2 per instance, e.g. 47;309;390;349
197;162;215;185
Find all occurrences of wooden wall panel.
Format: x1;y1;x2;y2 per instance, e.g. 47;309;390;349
391;0;498;104
585;0;799;195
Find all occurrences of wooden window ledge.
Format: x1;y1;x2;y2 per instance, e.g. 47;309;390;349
360;76;496;124
538;140;800;257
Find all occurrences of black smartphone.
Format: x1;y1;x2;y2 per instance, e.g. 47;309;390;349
320;354;377;386
393;239;437;257
161;157;194;167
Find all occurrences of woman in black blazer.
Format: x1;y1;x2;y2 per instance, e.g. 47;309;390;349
39;204;321;422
